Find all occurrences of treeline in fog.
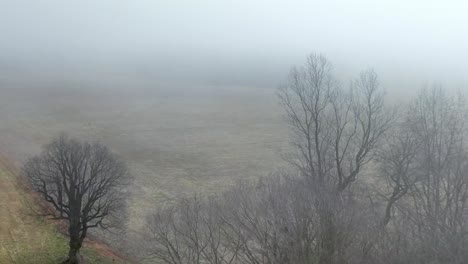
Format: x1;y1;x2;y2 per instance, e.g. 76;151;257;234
143;54;468;264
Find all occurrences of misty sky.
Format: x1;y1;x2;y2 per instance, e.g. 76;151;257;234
1;0;467;90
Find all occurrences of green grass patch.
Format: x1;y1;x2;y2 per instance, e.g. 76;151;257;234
0;164;126;263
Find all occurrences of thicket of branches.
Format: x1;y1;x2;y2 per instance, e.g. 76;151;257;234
145;54;468;264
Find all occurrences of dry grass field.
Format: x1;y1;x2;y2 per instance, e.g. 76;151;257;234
0;71;290;260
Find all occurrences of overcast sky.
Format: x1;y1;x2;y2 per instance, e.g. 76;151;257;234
1;0;467;90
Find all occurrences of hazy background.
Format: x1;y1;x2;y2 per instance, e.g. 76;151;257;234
1;0;467;260
1;0;467;92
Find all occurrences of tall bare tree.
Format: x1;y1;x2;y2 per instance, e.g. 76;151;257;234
23;134;129;264
278;54;392;193
405;88;468;263
278;53;392;263
374;87;468;263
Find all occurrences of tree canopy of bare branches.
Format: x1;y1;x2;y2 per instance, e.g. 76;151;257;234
278;54;392;193
23;134;129;264
277;53;393;263
378;88;468;263
145;54;468;264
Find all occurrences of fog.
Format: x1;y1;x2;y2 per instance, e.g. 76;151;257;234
2;1;468;262
1;0;467;91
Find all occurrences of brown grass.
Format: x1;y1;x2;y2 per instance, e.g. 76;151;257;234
0;80;290;260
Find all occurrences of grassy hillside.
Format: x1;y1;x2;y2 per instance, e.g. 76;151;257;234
0;155;127;264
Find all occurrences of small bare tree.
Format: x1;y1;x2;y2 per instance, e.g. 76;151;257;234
23;134;129;264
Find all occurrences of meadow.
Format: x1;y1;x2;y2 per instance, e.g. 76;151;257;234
0;70;289;260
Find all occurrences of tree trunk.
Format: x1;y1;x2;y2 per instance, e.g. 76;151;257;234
318;197;337;264
319;213;336;264
66;246;80;264
64;232;82;264
64;217;82;264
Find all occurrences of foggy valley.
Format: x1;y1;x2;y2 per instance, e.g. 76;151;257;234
0;68;292;261
1;1;468;264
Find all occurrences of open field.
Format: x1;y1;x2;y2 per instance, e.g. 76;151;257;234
0;71;290;260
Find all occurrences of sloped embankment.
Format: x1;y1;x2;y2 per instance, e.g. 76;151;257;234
0;154;129;263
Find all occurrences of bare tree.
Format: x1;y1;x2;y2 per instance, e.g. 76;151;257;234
277;53;393;263
404;88;468;263
23;134;129;264
146;173;378;264
278;53;392;193
377;123;419;227
375;87;468;263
